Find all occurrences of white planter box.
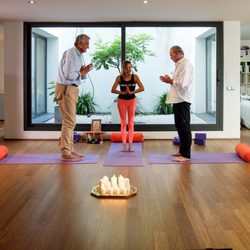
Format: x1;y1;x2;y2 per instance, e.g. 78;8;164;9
54;105;62;123
111;102;120;124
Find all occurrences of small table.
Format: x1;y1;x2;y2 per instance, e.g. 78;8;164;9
83;131;104;144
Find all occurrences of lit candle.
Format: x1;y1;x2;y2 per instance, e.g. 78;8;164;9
99;179;104;191
106;181;111;194
101;186;106;194
118;175;124;188
120;184;126;194
124;178;130;193
111;175;118;188
103;176;109;182
113;184;119;194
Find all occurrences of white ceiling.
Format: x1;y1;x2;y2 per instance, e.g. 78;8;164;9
1;0;250;38
0;0;250;22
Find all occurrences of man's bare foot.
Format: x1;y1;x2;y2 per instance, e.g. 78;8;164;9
72;151;85;158
122;144;127;152
129;143;134;152
171;152;181;156
172;156;190;162
61;154;82;162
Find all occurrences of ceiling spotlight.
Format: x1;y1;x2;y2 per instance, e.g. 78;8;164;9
143;0;148;3
28;0;36;4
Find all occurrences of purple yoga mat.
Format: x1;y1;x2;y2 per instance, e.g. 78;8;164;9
147;153;246;164
0;153;99;165
104;143;144;167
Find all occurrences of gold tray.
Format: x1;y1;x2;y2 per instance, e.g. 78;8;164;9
91;185;137;198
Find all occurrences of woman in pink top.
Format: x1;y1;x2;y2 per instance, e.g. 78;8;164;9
111;60;144;152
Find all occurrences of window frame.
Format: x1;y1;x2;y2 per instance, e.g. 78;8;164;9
31;33;47;117
24;21;223;132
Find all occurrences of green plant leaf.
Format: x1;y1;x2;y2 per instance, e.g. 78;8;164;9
91;34;156;74
76;92;98;115
47;81;58;104
153;92;173;114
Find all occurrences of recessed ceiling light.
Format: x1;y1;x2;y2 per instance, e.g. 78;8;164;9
28;0;36;4
143;0;148;3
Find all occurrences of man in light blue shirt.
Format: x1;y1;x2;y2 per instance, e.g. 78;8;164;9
56;34;93;161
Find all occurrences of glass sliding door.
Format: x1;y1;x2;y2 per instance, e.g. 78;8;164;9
125;26;218;126
206;34;216;117
32;33;47;121
24;22;223;131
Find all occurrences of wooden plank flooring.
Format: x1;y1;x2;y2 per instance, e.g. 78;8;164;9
0;129;250;250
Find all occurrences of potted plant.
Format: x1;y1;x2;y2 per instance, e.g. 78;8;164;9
48;81;61;123
76;92;97;116
153;92;173;115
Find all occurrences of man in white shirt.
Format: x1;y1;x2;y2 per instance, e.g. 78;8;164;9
56;34;93;162
160;45;194;162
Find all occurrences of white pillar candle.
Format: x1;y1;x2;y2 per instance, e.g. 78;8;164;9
113;184;119;194
106;181;111;194
124;178;130;193
120;184;126;194
103;176;109;182
101;186;106;194
99;179;104;191
111;175;117;188
118;175;124;188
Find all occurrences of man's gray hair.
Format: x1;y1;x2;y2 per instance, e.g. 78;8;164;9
74;34;90;46
171;45;184;55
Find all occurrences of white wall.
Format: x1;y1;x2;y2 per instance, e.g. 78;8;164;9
3;21;241;139
0;26;3;92
0;23;4;120
4;21;59;139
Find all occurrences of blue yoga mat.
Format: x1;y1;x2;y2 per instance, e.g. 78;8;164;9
104;143;144;167
0;153;99;165
147;153;245;164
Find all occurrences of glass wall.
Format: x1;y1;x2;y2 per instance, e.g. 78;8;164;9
24;22;223;131
32;34;47;119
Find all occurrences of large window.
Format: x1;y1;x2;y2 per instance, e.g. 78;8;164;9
24;22;223;131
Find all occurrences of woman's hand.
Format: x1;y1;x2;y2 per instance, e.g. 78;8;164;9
121;89;128;95
126;85;132;95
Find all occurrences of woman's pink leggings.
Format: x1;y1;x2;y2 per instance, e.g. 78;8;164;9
117;98;136;144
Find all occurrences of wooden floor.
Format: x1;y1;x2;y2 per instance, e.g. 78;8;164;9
0;126;250;250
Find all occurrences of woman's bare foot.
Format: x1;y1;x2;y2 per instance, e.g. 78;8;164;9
122;143;127;152
172;156;190;162
129;143;134;152
171;152;181;156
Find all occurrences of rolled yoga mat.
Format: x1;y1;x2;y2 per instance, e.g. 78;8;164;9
0;153;99;165
147;152;245;164
110;132;144;142
235;143;250;162
104;143;144;167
